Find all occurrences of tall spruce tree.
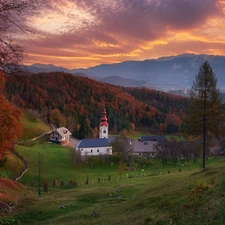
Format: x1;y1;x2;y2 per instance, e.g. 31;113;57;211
187;61;223;168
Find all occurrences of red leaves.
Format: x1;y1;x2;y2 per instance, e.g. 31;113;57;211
0;73;22;160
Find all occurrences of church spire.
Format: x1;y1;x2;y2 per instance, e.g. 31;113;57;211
99;107;109;138
100;107;109;127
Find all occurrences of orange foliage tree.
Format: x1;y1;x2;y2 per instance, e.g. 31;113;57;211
0;73;22;160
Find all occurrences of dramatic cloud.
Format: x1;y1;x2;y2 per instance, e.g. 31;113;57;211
23;0;225;68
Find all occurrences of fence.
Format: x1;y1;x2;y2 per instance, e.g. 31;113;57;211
20;170;163;189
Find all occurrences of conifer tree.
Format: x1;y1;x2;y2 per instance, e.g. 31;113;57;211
186;61;223;168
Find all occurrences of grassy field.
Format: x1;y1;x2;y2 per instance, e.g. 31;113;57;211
1;116;225;224
15;139;217;187
1;151;225;225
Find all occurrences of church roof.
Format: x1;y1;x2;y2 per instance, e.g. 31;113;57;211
100;107;109;127
76;138;111;148
132;140;156;153
138;135;167;144
52;127;71;138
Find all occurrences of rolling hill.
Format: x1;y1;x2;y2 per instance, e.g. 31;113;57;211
5;72;188;137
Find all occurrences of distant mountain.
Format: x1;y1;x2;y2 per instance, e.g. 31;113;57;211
72;54;225;89
24;54;225;91
23;63;70;73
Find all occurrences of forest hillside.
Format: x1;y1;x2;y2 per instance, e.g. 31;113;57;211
5;72;189;138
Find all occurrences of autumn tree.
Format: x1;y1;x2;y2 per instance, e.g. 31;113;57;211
0;72;22;160
49;109;66;128
0;1;40;160
186;61;223;168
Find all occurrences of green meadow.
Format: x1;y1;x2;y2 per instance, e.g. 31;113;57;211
2;143;225;225
1;115;225;224
1;140;222;225
15;139;218;187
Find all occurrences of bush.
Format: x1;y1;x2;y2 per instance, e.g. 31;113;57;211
134;156;150;166
191;179;209;194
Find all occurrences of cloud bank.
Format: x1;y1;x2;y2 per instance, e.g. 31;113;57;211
23;0;225;68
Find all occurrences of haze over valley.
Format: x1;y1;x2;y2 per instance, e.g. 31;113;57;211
24;54;225;93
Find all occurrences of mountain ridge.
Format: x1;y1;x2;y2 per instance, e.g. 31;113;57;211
23;54;225;90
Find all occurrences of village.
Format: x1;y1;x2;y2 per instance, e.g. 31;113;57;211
48;107;168;159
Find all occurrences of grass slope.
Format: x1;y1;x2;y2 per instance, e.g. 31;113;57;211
1;156;225;225
0;140;221;224
0;112;51;179
20;112;51;141
0;151;25;179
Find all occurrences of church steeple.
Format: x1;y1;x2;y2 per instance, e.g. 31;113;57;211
99;107;109;138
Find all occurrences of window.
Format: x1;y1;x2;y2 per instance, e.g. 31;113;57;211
144;142;148;145
91;150;93;153
97;149;99;153
103;130;106;133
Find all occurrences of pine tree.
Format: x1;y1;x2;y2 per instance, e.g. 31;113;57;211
186;61;223;168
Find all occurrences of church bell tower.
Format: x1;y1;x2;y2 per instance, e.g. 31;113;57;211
99;107;109;138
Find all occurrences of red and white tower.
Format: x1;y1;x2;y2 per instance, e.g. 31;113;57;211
99;107;109;138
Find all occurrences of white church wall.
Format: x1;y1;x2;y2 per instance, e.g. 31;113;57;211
77;146;112;156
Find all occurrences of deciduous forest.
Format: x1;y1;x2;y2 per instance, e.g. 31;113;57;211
5;72;189;138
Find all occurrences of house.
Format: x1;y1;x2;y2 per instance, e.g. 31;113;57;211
210;145;224;156
76;107;112;156
132;135;167;158
49;127;71;144
132;140;157;158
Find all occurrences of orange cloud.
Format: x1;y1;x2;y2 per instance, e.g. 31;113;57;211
22;0;225;69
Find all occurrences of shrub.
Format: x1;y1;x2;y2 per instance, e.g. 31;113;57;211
191;179;209;194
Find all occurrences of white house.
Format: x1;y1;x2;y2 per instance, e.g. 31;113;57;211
76;107;112;156
49;127;71;144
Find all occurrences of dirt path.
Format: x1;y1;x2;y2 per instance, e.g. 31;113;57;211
64;137;79;148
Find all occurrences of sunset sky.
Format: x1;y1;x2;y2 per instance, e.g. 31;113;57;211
23;0;225;69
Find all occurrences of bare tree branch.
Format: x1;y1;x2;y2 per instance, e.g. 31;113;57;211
0;0;41;73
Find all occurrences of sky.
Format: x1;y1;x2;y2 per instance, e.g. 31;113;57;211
23;0;225;69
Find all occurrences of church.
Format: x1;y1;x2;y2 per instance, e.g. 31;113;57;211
75;108;112;156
